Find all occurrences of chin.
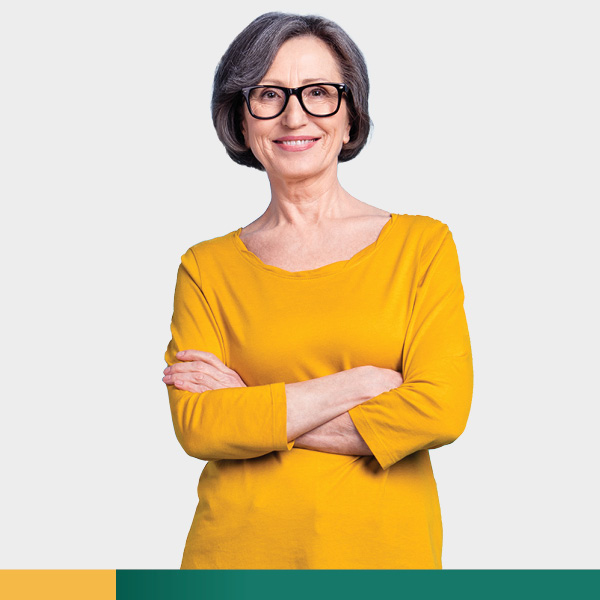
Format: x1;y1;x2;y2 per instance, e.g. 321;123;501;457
268;155;336;181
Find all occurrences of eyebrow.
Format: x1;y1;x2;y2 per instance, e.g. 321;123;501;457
259;78;333;86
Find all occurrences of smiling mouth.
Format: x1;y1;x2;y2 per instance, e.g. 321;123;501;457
274;138;320;146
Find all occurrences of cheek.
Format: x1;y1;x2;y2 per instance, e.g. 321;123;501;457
247;130;274;159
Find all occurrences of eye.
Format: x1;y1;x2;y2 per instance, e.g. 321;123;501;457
260;88;284;100
309;87;329;97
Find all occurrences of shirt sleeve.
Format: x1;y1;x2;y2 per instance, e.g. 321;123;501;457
348;223;473;470
164;246;295;461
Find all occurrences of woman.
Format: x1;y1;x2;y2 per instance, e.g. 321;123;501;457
163;12;473;569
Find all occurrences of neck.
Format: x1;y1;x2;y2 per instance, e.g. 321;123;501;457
262;164;360;228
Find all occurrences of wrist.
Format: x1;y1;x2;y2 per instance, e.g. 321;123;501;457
348;366;373;405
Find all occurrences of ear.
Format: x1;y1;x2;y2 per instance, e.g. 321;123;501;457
238;105;251;148
241;119;249;148
343;118;351;145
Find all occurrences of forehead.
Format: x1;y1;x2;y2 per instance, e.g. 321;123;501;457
262;36;342;83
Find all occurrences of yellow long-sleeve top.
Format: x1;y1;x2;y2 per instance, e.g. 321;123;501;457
164;213;473;569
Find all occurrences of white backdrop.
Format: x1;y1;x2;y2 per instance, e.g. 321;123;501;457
1;0;598;569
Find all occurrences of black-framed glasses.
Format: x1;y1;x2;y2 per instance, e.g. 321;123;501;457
241;83;350;119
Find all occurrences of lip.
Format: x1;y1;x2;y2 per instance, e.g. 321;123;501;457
273;136;320;152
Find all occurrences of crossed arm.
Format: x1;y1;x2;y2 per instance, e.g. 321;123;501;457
294;411;372;455
164;225;473;468
163;349;378;456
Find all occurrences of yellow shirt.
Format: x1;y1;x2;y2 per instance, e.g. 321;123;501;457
164;213;473;569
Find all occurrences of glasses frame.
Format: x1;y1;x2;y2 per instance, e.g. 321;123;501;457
241;82;350;120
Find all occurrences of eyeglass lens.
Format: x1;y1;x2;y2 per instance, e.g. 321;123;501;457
248;85;340;118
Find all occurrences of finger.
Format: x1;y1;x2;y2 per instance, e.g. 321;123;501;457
165;360;231;383
170;373;230;393
172;378;210;394
165;361;205;374
165;375;211;393
163;368;246;390
163;350;241;380
164;370;226;391
166;358;245;386
175;350;231;374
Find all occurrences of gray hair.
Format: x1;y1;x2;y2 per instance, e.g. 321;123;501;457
211;12;372;171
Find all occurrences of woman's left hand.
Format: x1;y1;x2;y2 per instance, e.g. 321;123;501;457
163;350;247;393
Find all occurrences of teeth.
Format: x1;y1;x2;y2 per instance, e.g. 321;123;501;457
280;139;315;145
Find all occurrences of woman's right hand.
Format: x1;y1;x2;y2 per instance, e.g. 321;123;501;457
163;350;247;393
356;365;404;400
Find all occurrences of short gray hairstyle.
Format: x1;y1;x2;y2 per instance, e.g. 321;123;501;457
211;12;372;171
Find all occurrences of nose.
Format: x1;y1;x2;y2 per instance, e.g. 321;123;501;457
280;93;309;128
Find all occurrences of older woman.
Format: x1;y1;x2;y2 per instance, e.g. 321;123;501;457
163;12;473;569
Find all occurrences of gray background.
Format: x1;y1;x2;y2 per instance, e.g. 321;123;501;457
1;0;598;568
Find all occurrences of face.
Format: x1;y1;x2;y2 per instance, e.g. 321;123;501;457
240;36;352;181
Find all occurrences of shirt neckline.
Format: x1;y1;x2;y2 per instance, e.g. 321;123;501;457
230;213;398;279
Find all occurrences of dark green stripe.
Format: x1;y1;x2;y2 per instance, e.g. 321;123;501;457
117;569;599;600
